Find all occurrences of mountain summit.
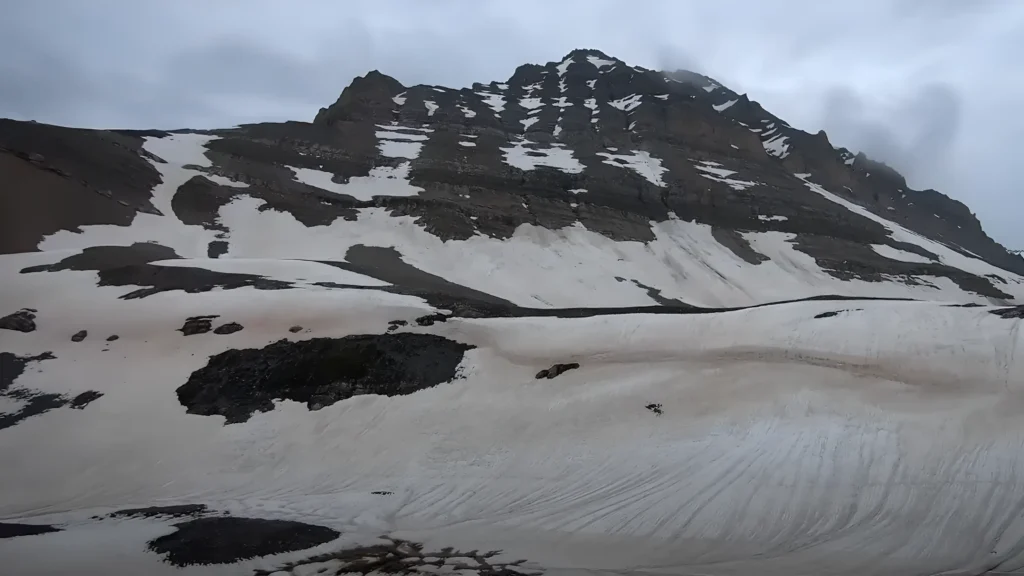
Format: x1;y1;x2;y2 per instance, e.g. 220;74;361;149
2;49;1024;576
3;48;1022;306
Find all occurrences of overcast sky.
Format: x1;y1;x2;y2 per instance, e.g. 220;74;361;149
2;0;1022;248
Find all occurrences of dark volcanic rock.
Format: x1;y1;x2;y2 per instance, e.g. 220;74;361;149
0;120;162;254
0;351;100;430
213;322;244;335
105;334;119;342
20;242;288;298
0;351;54;394
288;325;304;333
110;504;208;519
176;333;474;423
179;315;218;336
69;390;104;409
147;517;339;567
71;329;88;342
1;351;59;430
991;305;1024;319
21;243;292;299
536;362;580;379
0;309;37;332
0;522;61;539
207;240;229;258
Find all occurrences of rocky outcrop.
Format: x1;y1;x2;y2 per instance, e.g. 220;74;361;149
176;333;474;424
147;517;339;567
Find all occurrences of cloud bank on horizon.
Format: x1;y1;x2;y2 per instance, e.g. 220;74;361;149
2;0;1021;248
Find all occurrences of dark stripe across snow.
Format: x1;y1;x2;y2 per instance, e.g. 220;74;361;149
315;244;925;322
17;241;1017;323
15;242;1017;319
15;242;927;315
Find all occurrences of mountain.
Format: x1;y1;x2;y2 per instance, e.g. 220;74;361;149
2;49;1023;575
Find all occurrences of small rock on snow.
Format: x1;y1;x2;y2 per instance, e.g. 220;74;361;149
535;362;580;379
213;322;244;335
179;315;219;336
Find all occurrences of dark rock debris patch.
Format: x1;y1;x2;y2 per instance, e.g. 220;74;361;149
105;334;119;341
0;522;62;539
180;315;218;335
256;536;541;576
147;516;339;567
213;322;244;335
991;305;1024;319
71;329;88;342
177;333;474;424
288;325;304;333
0;308;37;332
814;308;862;319
69;390;103;409
535;362;580;379
1;351;103;430
207;240;229;258
110;504;208;519
646;403;663;416
21;243;291;299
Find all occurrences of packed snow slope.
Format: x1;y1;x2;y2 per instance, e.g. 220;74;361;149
2;48;1024;575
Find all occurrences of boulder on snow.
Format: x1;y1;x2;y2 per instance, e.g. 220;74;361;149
0;309;37;333
71;329;88;342
179;315;218;336
213;322;244;335
535;362;580;379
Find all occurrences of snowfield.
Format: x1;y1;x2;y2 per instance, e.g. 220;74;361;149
1;276;1023;575
2;132;1024;576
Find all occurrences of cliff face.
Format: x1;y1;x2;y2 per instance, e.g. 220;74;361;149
2;48;1022;303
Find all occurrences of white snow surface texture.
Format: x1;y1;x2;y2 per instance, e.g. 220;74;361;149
2;133;1024;576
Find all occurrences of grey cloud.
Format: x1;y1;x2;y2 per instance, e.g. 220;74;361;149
819;83;963;189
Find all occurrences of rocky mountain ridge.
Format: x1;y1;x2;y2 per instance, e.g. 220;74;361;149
1;47;1022;306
